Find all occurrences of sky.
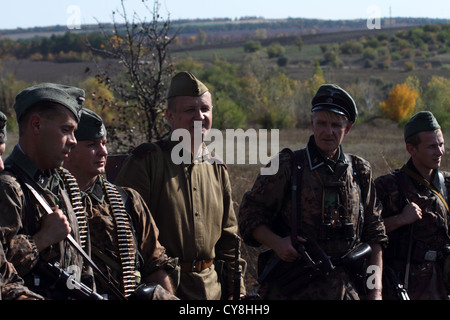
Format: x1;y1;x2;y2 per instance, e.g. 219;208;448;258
0;0;449;30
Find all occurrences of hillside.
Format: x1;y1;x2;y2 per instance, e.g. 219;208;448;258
1;16;449;40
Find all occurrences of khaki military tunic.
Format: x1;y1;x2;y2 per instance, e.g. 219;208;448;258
0;145;91;299
375;159;450;300
239;136;388;299
115;137;246;300
82;176;176;298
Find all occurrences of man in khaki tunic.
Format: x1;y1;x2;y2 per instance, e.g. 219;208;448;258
115;71;246;300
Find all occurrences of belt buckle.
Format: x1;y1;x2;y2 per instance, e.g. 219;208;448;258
192;259;200;272
424;250;437;262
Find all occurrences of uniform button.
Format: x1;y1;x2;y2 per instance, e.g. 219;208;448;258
193;187;197;191
195;211;199;216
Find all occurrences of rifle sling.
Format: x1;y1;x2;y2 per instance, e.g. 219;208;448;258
401;166;449;213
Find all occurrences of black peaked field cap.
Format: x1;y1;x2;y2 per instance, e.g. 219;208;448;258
404;111;441;141
311;84;357;123
75;108;107;141
167;71;209;99
14;83;85;122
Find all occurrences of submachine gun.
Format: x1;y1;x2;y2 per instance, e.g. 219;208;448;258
34;260;105;300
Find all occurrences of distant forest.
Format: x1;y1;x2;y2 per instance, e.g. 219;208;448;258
1;17;450;62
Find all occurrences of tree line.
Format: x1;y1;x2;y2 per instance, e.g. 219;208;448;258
1;0;450;155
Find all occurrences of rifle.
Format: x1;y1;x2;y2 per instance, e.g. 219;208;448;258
233;235;242;300
34;260;105;300
384;266;410;300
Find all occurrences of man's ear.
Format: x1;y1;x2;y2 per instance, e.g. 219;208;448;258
406;143;416;156
165;108;174;124
29;114;41;134
344;122;353;136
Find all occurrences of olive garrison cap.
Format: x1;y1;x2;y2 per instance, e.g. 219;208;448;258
14;83;85;122
167;71;209;99
404;111;440;141
0;111;6;143
75;108;106;141
311;84;357;123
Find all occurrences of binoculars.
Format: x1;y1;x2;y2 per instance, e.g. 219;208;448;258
319;220;354;241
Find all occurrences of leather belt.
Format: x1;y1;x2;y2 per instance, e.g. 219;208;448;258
180;260;213;272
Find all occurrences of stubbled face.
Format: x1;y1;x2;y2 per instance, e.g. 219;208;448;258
310;110;352;158
409;129;445;172
35;107;78;170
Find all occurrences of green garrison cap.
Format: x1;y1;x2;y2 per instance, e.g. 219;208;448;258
14;83;85;122
75;108;106;141
311;84;357;123
167;71;209;99
404;111;441;141
0;111;6;143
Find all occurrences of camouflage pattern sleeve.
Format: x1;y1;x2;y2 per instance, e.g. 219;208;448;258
238;153;291;247
374;173;403;219
0;242;43;300
0;172;40;275
352;156;388;247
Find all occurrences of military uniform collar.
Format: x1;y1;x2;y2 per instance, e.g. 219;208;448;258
405;157;441;192
83;176;105;203
306;135;346;171
5;144;59;190
167;133;213;164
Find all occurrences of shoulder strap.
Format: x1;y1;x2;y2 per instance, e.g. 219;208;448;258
280;148;305;247
3;165;38;236
401;166;449;213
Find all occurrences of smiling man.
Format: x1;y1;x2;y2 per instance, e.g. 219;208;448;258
239;84;387;300
375;111;450;300
0;83;94;299
115;71;246;300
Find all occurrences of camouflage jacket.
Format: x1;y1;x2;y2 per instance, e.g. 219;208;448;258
0;242;43;300
0;145;92;299
375;159;450;299
82;176;176;297
238;136;387;299
375;158;450;259
239;136;388;258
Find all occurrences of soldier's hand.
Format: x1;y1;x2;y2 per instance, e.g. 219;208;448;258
33;205;71;252
274;236;305;262
400;202;422;225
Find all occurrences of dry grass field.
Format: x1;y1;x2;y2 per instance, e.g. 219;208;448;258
226;119;450;293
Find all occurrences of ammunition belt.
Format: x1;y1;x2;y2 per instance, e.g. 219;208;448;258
101;176;136;298
58;167;89;250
